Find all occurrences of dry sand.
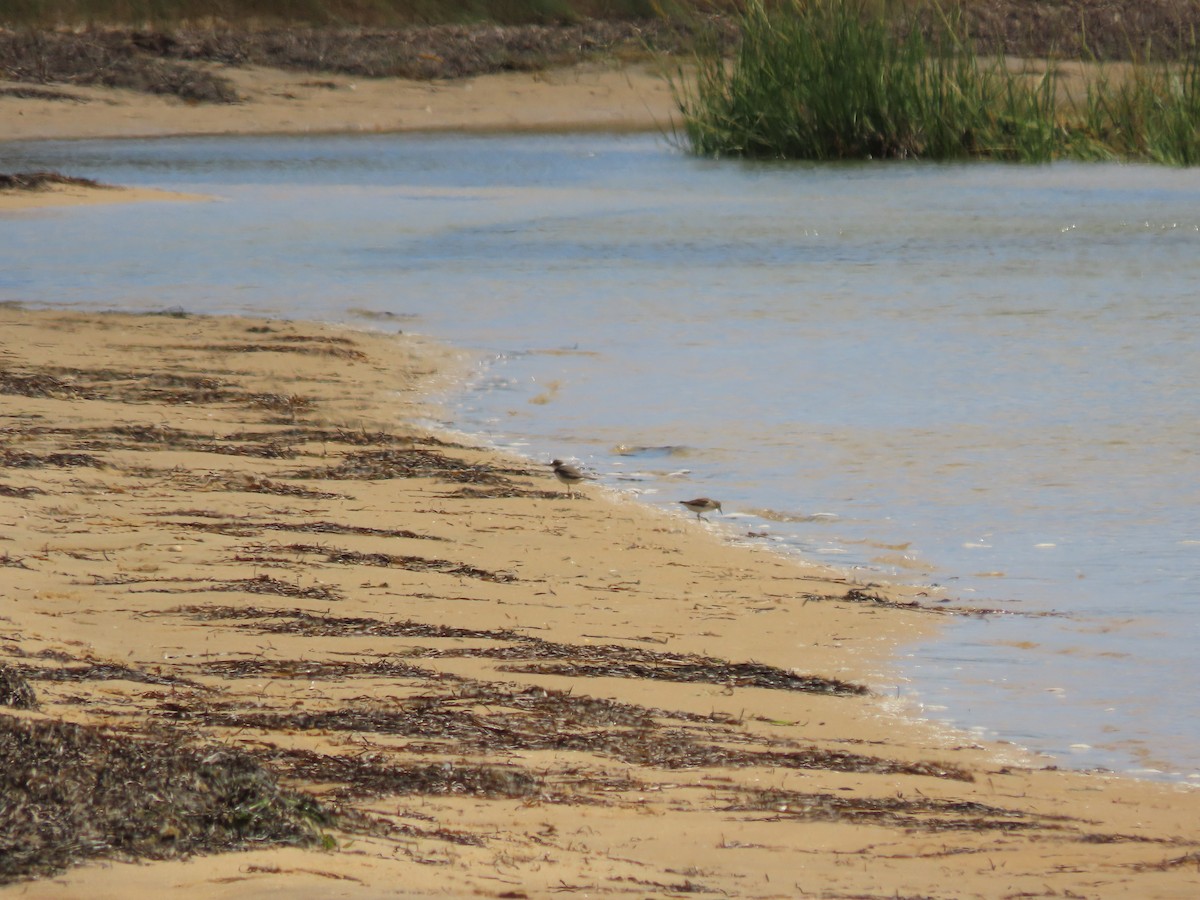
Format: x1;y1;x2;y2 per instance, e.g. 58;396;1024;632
0;60;681;144
1;307;1199;899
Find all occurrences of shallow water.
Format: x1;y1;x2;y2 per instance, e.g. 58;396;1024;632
4;132;1200;780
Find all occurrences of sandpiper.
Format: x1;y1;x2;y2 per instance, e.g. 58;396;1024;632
679;497;722;520
550;459;587;498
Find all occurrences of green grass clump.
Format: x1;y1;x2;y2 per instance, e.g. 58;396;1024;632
675;0;1200;165
1080;54;1200;165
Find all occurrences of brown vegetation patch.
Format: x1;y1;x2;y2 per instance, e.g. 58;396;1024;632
260;747;543;802
0;666;38;709
16;659;202;689
0;715;332;885
1;449;105;469
0;85;87;101
501;659;867;696
189;656;443;682
292;447;527;485
2;427;300;467
66;424;298;458
190;339;366;361
0;30;241;102
164;517;439;541
723;786;1056;833
234;474;344;498
0;369;88;399
0;20;727;104
0;366;317;417
436;637;867;697
444;485;566;500
167;19;727;78
0;483;44;498
839;587;1050;619
233;542;518;582
122;467;345;499
259;746;645;808
225;426;454;448
1133;850;1200;871
952;0;1200;61
842;587;926;609
160;607;968;779
191;682;971;781
125;573;345;603
0;171;109;191
172;605;865;695
172;604;527;641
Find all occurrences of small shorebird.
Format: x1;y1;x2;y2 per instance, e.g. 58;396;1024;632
550;459;587;498
679;497;722;520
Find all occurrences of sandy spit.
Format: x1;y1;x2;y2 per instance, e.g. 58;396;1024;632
1;307;1198;899
0;60;682;145
1;61;681;211
0;183;209;210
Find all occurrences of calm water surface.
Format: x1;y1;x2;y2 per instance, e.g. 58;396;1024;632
3;133;1199;779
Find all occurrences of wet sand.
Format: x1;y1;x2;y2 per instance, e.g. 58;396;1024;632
0;183;208;210
1;306;1199;898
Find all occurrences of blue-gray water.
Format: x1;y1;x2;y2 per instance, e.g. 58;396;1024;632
3;132;1199;780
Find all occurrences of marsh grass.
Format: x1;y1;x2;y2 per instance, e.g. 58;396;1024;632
1079;50;1200;164
676;0;1200;164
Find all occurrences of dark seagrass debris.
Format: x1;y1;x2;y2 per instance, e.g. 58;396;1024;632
190;656;444;681
14;660;203;689
0;716;334;884
290;447;528;485
190;683;970;781
0;666;38;709
503;660;867;696
722;787;1061;833
259;747;543;801
255;543;517;582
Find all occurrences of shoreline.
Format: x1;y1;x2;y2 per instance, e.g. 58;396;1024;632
2;306;1199;898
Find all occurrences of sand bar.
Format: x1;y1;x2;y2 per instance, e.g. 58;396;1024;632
1;60;680;212
0;182;208;210
1;306;1199;898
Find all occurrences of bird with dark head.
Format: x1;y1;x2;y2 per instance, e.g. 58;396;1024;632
679;497;722;520
550;459;587;498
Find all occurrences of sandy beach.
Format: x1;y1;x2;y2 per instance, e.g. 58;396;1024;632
3;61;1200;898
0;306;1198;899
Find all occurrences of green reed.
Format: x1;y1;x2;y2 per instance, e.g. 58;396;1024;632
1079;51;1200;165
675;0;1200;165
